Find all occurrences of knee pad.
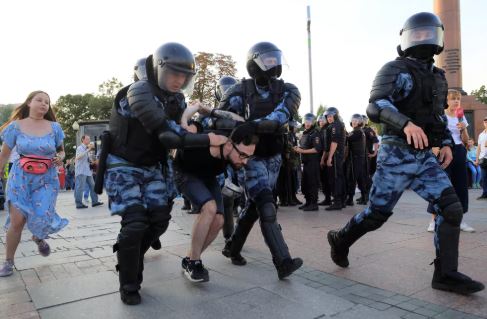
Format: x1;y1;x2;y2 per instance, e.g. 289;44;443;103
258;202;277;224
437;187;463;226
254;189;274;207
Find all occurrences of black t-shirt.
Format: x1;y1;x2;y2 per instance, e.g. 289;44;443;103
175;147;227;178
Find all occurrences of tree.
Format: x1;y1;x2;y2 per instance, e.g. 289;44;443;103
53;78;124;158
471;85;487;104
316;104;327;118
190;52;237;106
0;105;15;127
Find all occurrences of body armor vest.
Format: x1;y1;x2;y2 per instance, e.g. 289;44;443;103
108;85;167;166
241;78;286;157
383;57;448;147
348;128;366;157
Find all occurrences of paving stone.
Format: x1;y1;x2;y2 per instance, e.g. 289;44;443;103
412;306;442;317
332;304;402;319
368;301;391;311
39;292;174;319
401;313;427;319
396;302;421;311
27;271;118;309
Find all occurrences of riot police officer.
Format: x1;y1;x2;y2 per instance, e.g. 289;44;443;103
361;115;379;199
318;115;332;206
327;13;484;295
345;114;367;206
102;42;224;305
220;42;303;279
294;113;322;211
133;57;147;82
323;107;346;211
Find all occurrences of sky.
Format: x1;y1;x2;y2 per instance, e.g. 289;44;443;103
1;0;486;123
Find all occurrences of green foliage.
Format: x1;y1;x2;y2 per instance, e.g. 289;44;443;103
54;78;123;158
471;85;487;104
191;52;237;106
316;104;327;118
0;105;15;127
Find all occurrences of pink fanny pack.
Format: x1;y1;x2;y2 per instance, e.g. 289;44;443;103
19;155;53;174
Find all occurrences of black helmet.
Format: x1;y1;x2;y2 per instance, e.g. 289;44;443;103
215;76;238;102
350;114;364;127
246;42;283;82
152;42;196;94
303;113;316;123
134;58;147;81
324;107;338;117
399;12;444;59
362;114;369;125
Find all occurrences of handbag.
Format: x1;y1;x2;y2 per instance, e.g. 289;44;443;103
19;155;53;174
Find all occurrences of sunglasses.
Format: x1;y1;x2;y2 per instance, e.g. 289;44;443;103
232;143;252;160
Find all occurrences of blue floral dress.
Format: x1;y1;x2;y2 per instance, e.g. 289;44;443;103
1;121;68;239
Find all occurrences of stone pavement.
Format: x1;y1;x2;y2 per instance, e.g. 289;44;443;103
0;189;486;319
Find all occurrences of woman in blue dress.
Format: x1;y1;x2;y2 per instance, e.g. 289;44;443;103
0;91;68;277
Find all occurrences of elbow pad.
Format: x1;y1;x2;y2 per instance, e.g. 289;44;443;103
214;118;238;131
255;120;280;134
158;131;209;149
127;80;168;134
283;83;301;117
367;103;410;131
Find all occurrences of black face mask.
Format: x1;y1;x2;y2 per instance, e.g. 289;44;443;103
408;45;438;60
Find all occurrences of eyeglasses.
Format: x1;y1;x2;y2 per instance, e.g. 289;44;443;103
232;143;252;160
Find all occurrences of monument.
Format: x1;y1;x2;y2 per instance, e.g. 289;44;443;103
434;0;487;138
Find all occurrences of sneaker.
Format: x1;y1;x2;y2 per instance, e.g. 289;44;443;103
477;195;487;200
76;204;88;209
185;260;209;282
460;222;475;233
427;221;435;233
33;237;51;257
181;256;190;272
277;258;303;280
0;260;14;277
92;202;104;207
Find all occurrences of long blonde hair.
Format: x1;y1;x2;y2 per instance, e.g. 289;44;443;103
0;90;57;132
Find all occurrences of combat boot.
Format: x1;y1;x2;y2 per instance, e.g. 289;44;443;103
431;258;484;294
327;230;349;268
318;197;332;206
222;241;247;266
345;195;354;206
277;257;303;279
325;199;343;211
303;203;318;211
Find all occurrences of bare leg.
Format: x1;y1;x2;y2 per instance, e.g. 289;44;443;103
6;204;26;261
189;201;217;260
201;214;224;253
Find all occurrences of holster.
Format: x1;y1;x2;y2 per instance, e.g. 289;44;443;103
94;131;111;194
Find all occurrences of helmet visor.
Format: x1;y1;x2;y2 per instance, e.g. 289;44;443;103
157;65;196;96
253;50;285;71
400;26;443;51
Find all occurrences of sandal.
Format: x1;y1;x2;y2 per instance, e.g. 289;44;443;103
33;237;51;257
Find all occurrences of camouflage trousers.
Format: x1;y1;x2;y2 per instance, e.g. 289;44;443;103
243;154;282;201
105;164;172;215
354;139;453;250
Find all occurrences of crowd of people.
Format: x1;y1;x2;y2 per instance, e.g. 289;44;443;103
0;11;486;307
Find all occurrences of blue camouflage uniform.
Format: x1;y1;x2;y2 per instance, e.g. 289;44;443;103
221;81;301;268
329;57;466;278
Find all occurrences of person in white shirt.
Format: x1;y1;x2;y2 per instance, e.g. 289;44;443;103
474;117;487;199
427;89;474;232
